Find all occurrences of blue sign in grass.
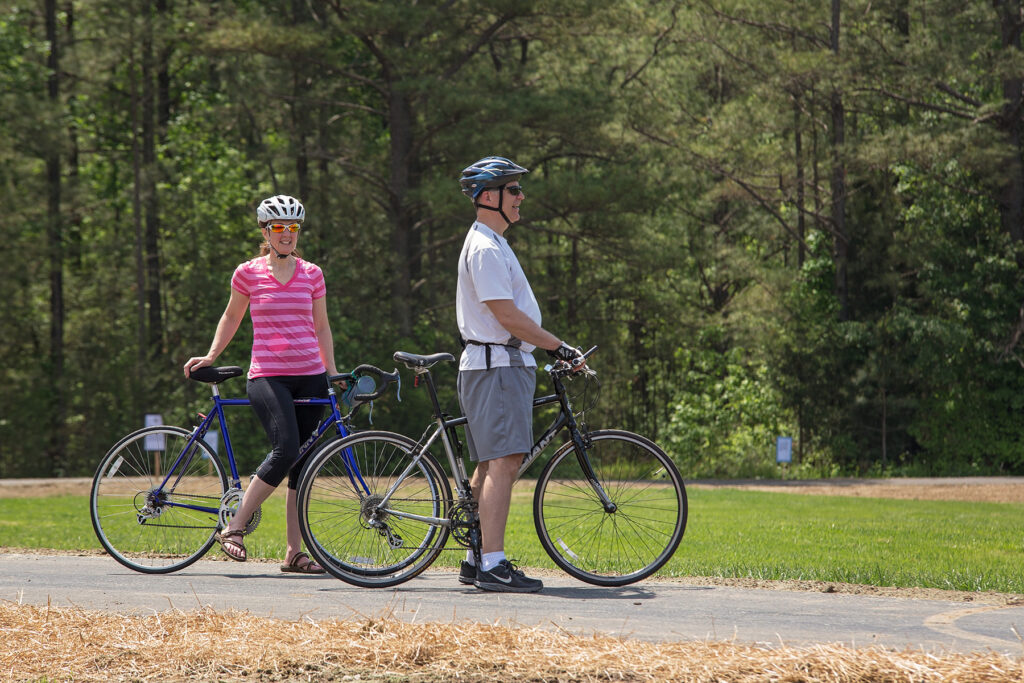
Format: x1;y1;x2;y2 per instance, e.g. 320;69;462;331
776;436;792;464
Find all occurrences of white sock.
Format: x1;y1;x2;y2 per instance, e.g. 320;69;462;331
465;549;475;566
481;551;506;572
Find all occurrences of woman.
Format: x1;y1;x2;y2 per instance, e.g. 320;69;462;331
183;194;337;574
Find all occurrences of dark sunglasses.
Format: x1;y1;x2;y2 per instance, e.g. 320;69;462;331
503;185;524;196
266;223;301;233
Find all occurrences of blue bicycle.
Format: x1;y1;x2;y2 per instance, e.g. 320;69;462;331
89;364;399;574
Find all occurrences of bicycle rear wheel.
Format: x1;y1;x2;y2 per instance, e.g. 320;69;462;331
90;426;227;573
534;429;687;586
297;431;452;588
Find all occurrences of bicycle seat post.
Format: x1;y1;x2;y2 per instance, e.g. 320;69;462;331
417;369;447;421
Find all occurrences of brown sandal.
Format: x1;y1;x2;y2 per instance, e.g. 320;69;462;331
281;551;325;574
215;529;247;562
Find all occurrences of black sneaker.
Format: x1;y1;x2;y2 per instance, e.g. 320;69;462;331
458;560;476;585
473;559;543;593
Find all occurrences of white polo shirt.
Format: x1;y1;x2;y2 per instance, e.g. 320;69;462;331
456;222;541;371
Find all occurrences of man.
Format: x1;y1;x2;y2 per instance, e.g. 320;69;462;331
455;156;584;593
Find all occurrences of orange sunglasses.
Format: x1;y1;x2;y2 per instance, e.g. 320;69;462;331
266;223;301;233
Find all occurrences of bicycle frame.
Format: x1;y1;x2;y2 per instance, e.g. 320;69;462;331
375;362;614;529
153;381;355;517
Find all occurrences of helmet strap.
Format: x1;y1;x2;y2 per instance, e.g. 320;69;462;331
262;226;291;259
474;184;514;224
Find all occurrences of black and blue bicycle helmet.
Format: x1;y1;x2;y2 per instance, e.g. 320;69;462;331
460;156;529;199
460;156;529;224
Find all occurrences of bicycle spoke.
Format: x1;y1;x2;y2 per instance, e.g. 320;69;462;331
298;432;452;587
535;430;687;586
91;427;226;574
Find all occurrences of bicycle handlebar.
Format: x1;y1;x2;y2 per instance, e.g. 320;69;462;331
548;345;598;376
331;364;402;404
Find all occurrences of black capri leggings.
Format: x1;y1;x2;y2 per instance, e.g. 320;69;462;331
247;373;328;489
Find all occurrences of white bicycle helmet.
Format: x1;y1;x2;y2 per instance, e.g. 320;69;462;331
257;194;305;223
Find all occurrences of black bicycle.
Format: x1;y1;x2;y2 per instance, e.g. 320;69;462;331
296;347;687;587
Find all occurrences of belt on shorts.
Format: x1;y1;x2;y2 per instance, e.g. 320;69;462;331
461;337;522;370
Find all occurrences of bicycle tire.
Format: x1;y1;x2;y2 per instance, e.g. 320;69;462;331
297;431;452;588
533;429;687;586
90;425;227;574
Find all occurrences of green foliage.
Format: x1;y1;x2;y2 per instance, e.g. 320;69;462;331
892;163;1024;474
663;329;791;479
4;0;1024;479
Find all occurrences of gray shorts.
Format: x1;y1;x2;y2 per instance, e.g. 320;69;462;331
457;366;536;462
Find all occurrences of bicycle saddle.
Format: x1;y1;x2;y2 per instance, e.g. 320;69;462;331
188;366;245;384
393;351;455;369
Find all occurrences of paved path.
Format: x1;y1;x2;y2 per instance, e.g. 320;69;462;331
3;553;1023;654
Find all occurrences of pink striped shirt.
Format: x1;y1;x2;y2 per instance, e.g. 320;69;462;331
231;257;327;379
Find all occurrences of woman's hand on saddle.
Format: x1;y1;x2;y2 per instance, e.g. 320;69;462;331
183;355;214;378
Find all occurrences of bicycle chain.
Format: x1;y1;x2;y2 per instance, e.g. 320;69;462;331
132;490;260;534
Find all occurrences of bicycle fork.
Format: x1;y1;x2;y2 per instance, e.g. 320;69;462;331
570;430;617;514
534;392;618;515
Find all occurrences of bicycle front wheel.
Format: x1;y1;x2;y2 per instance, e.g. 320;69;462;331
534;429;687;586
90;426;227;573
297;431;452;588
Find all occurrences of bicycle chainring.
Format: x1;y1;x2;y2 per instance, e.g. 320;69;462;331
448;501;479;548
218;487;262;535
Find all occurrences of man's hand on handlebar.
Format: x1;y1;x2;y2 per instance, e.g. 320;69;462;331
547;341;588;372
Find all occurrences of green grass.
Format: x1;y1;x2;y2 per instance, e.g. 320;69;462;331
5;488;1024;593
667;489;1024;593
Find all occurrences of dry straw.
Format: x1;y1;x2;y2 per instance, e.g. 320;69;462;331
2;601;1022;682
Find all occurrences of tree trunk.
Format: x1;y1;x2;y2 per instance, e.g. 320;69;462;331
568;237;579;328
156;0;171;131
880;386;888;466
994;0;1024;247
142;0;163;361
794;95;806;268
45;0;65;476
830;0;849;321
387;88;415;336
811;84;824;234
64;1;81;267
130;8;147;391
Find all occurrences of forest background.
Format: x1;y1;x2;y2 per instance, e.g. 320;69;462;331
4;0;1024;481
